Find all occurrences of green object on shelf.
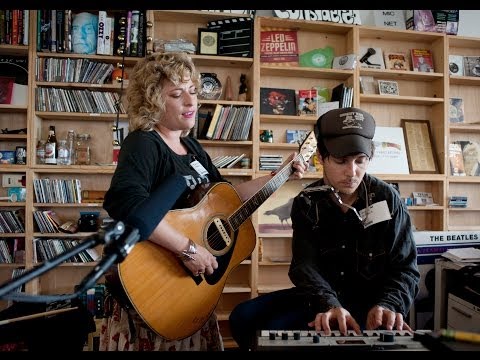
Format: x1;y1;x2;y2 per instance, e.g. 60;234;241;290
299;46;335;68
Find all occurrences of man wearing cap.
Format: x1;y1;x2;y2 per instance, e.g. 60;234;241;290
229;107;420;351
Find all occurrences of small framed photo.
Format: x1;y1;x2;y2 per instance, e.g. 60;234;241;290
378;80;399;96
197;28;218;55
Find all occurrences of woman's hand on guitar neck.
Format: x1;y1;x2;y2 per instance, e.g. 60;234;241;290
179;240;218;277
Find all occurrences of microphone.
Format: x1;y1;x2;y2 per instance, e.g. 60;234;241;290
125;174;188;241
360;47;376;63
302;185;335;194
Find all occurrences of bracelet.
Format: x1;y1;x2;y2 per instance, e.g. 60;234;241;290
177;239;197;262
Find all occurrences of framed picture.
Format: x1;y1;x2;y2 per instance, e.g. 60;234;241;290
378;80;399;96
197;28;218;55
401;119;439;174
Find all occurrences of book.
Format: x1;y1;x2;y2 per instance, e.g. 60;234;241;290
449;55;464;76
368;126;410;175
260;29;298;65
442;247;480;263
299;46;334;68
411;48;434;72
0;76;14;104
285;129;309;145
260;87;296;115
449;142;466;176
314;87;330;103
449;97;464;123
359;76;376;94
330;83;346;107
463;56;480;77
317;101;339;117
332;54;357;70
257;179;316;235
378;80;399;96
459;140;480;176
384;51;410;71
296;89;317;116
359;46;385;69
0;55;28;105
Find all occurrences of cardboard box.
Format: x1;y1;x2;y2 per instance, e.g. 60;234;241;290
406;10;459;35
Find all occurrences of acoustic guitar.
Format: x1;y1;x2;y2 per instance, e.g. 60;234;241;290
118;131;317;340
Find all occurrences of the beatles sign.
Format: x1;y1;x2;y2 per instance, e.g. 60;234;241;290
273;10;361;25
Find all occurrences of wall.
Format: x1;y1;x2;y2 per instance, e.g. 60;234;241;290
256;10;480;38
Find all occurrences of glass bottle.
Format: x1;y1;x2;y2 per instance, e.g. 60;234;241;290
75;133;91;165
36;140;46;164
45;125;57;165
66;130;76;165
57;140;69;165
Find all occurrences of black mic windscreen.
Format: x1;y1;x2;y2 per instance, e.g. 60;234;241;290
125;174;188;241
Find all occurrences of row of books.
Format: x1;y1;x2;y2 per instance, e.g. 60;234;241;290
0;209;25;233
360;46;435;73
33;237;100;264
36;10;147;57
211;154;245;169
449;141;480;177
35;87;125;114
448;196;468;208
35;57;115;85
259;154;283;171
0;10;29;45
33;178;82;204
260;84;351;119
0;239;16;263
198;105;253;141
33;209;61;233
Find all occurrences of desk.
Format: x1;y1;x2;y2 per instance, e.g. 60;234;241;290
434;258;478;331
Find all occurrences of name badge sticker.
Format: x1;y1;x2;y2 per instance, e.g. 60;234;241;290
190;160;209;176
359;200;391;229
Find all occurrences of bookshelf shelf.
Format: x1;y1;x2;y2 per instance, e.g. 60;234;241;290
360;94;444;105
260;65;353;80
34;112;128;121
360;68;444;81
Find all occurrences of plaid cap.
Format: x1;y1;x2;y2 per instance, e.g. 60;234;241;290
315;107;376;157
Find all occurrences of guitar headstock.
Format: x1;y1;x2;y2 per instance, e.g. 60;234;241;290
298;131;317;163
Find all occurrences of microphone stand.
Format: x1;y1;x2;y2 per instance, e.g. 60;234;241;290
0;221;140;302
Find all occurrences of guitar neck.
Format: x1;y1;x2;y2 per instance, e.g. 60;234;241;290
229;155;301;231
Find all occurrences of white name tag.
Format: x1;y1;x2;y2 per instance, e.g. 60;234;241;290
359;200;391;229
190;160;209;176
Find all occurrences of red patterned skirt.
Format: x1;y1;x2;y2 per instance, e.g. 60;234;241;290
99;295;224;351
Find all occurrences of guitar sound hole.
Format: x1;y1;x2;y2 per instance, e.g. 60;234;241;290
206;219;231;252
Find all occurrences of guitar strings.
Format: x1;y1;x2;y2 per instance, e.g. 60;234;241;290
204;144;314;251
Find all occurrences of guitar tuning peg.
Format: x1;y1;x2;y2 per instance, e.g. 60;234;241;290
116;63;124;68
119;17;126;25
146;50;153;55
116;77;123;83
146;21;153;28
117;48;124;56
146;36;153;42
113;139;120;146
111;125;118;131
117;34;125;41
